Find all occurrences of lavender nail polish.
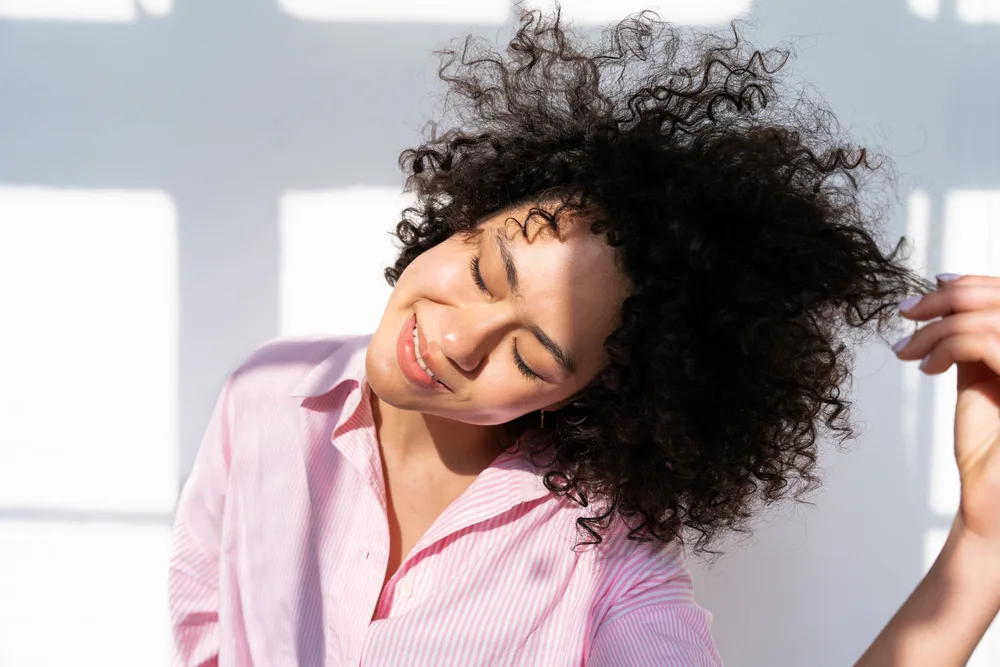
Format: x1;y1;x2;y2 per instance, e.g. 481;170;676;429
897;295;923;312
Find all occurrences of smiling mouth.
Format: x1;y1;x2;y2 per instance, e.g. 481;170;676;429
412;316;450;390
412;321;436;378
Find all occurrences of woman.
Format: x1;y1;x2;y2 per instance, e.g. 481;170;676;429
168;6;1000;666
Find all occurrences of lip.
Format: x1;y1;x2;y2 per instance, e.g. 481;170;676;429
396;312;449;391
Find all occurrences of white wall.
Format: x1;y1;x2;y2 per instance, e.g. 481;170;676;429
1;1;999;665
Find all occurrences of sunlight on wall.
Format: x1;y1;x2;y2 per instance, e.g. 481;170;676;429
929;190;1000;517
280;187;416;337
278;0;755;24
278;0;509;23
912;188;1000;665
0;186;177;667
908;0;941;19
0;522;171;666
0;187;178;513
0;0;171;22
910;0;1000;21
137;0;171;17
957;0;1000;22
524;0;753;24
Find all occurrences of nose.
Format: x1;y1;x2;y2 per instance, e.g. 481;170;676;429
438;303;511;373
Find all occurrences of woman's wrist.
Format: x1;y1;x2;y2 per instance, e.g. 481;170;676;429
855;513;1000;666
946;512;1000;607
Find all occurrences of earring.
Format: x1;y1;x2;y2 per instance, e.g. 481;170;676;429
540;409;545;428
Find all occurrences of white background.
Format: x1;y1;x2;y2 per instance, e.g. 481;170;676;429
1;0;999;665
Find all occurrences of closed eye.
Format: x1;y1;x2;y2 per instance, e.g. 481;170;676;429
469;255;490;295
513;340;542;381
469;254;543;382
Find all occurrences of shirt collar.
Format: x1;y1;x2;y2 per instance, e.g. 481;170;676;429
289;332;553;506
290;333;373;399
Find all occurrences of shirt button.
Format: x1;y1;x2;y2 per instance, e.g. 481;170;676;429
399;581;413;599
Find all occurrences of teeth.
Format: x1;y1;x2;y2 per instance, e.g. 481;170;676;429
412;325;436;378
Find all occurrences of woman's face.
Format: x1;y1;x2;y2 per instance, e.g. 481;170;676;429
366;200;631;427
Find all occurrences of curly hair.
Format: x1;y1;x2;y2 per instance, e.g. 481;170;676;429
383;3;934;555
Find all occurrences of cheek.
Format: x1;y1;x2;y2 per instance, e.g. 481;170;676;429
462;371;546;421
406;252;466;294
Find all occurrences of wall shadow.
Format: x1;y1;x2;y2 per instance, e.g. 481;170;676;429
1;0;997;665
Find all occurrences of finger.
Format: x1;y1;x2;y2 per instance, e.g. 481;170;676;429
892;310;1000;361
912;332;1000;376
935;273;965;285
898;282;1000;322
937;274;1000;286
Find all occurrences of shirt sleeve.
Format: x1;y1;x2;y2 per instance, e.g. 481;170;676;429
587;545;722;667
168;376;235;667
587;603;722;666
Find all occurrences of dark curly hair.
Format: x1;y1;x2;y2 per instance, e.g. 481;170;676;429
383;3;934;555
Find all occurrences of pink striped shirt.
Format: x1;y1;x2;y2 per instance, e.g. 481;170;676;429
168;333;721;666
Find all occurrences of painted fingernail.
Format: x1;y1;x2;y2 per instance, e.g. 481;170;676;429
935;273;963;283
897;295;923;313
919;354;931;370
891;335;912;353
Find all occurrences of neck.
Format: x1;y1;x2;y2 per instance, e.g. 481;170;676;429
368;387;514;476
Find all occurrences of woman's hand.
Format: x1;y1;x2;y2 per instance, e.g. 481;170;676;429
854;272;1000;667
894;273;1000;547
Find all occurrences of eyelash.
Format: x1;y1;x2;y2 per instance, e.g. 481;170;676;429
469;255;489;293
512;342;541;382
468;255;542;382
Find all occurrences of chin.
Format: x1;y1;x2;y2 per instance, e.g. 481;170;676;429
364;337;424;411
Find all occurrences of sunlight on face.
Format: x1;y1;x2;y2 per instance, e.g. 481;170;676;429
366;199;630;427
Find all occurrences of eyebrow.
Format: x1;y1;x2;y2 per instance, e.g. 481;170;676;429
492;227;577;377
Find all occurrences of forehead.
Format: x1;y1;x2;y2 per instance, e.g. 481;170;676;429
476;201;620;279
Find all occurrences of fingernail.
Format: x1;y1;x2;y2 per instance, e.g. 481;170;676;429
897;295;923;313
935;273;963;283
891;335;911;353
919;354;931;370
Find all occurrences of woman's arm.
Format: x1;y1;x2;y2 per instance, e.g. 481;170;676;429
169;376;235;667
862;272;1000;665
855;515;1000;666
